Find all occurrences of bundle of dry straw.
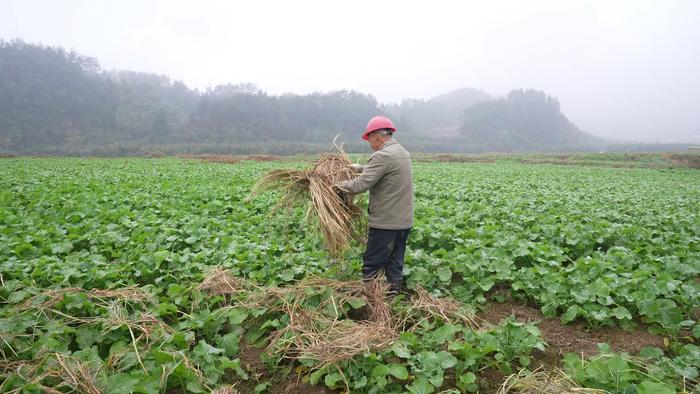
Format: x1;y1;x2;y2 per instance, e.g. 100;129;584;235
251;143;364;257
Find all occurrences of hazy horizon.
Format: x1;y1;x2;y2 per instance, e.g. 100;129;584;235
2;0;699;143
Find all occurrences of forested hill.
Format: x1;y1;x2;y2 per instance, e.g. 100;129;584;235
384;88;492;136
459;90;602;152
0;40;615;155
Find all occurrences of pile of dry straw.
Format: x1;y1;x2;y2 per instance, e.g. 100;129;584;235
251;144;364;257
197;267;478;370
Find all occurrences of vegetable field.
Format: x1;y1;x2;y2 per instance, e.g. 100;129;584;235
1;157;698;393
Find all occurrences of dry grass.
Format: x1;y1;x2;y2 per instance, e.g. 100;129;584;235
2;354;102;394
11;286;172;383
408;286;479;329
666;153;700;169
5;349;210;394
102;305;174;373
196;270;401;368
284;320;397;366
266;278;399;369
17;286;154;311
53;354;102;394
196;267;251;296
414;153;498;163
497;366;606;394
211;386;239;394
182;154;283;164
196;268;480;372
266;276;393;323
362;278;393;324
251;143;364;257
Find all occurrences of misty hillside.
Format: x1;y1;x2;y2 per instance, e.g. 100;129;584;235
385;88;491;136
1;39;675;156
459;90;601;152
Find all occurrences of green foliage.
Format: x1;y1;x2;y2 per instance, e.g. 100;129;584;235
405;163;699;336
459;89;601;151
563;343;695;393
0;158;697;393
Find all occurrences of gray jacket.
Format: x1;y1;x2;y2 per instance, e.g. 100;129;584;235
338;138;413;229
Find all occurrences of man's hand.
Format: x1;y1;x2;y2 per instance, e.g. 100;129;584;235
334;184;348;200
349;163;364;173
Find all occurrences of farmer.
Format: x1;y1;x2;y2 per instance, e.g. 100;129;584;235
336;115;413;294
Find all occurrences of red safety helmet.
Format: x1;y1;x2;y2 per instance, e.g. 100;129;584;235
362;116;396;140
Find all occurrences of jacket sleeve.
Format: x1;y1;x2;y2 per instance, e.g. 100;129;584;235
337;155;385;194
350;164;365;173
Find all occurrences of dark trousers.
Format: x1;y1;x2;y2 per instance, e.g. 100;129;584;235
363;227;411;293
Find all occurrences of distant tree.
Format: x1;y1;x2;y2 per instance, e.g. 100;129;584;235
385;87;490;134
0;39;117;148
0;41;601;155
208;83;261;96
112;71;197;140
190;88;381;143
459;89;599;151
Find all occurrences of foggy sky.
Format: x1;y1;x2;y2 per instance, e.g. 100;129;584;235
2;0;699;142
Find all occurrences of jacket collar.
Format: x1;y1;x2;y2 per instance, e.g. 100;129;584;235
380;137;397;150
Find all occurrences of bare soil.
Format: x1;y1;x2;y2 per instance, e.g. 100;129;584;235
235;341;329;394
414;153;497;163
665;153;700;168
239;342;267;374
228;295;667;393
181;154;284;164
478;298;664;357
477;367;507;394
270;376;328;394
415;152;700;169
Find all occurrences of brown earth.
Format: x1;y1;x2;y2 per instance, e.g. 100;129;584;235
415;152;700;169
414;154;498;163
478;298;665;357
470;297;668;393
271;375;328;394
228;296;667;393
517;158;635;168
234;341;328;394
477;367;507;394
239;342;267;375
181;154;284;164
666;153;700;169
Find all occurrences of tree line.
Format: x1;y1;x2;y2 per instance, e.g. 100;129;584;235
1;40;389;154
7;39;683;156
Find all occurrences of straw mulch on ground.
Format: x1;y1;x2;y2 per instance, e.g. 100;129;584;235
497;366;606;394
6;285;188;393
197;268;478;370
1;354;103;394
17;286;154;311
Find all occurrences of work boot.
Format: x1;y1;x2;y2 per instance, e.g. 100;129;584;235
388;280;402;296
